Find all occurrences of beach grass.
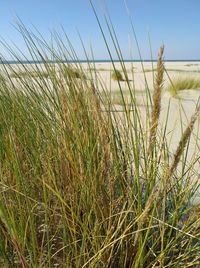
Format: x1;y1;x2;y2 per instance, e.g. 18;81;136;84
167;77;200;96
144;68;200;73
103;89;145;106
111;69;124;81
0;14;199;268
185;63;200;67
63;66;87;80
10;70;50;79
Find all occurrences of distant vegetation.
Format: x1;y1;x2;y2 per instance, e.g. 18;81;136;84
63;66;86;80
111;69;124;81
167;77;200;96
144;68;200;73
10;70;49;79
185;63;200;67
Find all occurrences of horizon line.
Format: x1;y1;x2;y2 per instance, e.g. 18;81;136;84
1;59;200;64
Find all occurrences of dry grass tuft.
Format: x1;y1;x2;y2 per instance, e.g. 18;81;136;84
111;69;124;81
167;77;200;96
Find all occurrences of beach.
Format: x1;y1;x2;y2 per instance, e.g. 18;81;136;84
1;0;200;265
1;58;200;265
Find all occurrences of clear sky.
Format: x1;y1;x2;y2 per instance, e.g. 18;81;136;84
0;0;200;60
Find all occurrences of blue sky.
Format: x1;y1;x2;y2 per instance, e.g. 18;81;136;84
0;0;200;60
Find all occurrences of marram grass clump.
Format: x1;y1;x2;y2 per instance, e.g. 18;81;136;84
0;21;199;268
64;66;87;80
167;77;200;96
111;69;124;81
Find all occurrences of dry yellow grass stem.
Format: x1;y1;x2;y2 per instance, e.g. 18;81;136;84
134;46;200;250
166;108;200;181
148;45;165;156
139;105;200;227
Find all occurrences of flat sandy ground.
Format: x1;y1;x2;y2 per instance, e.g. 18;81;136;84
1;61;200;202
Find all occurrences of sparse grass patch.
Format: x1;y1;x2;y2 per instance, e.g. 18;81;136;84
105;89;145;105
167;77;200;96
185;63;200;67
144;68;200;73
10;70;50;79
111;69;124;81
109;91;130;105
143;68;157;73
99;67;109;71
63;66;87;80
